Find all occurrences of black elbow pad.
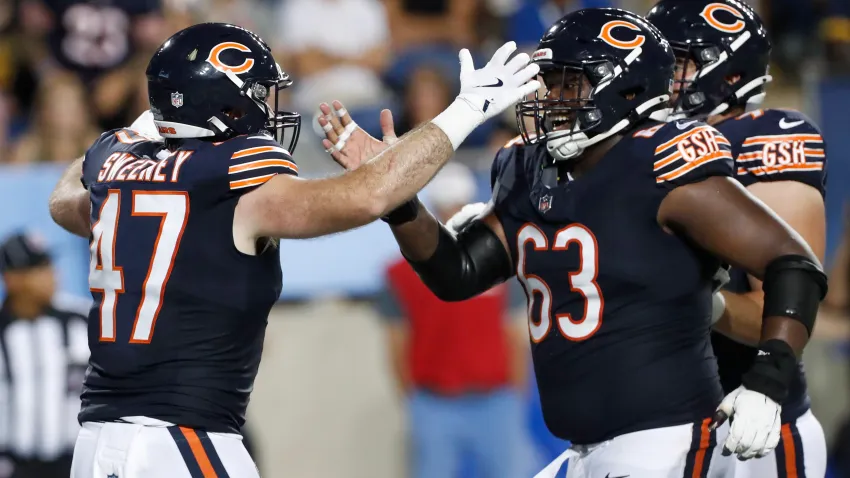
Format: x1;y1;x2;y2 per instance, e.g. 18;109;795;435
762;254;828;335
407;221;513;301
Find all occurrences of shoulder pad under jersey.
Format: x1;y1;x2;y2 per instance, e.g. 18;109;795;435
719;109;826;196
81;127;164;188
491;136;544;206
633;120;734;190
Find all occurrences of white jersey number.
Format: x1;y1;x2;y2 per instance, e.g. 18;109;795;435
89;190;189;343
517;223;604;342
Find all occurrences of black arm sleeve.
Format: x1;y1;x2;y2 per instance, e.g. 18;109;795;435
762;254;828;336
405;220;513;302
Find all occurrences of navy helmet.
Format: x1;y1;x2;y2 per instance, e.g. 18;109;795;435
646;0;772;118
516;8;675;161
146;23;301;152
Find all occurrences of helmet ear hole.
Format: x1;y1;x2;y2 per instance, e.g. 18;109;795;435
222;108;246;121
620;86;645;101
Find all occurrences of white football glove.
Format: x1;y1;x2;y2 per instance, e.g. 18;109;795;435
445;202;490;235
709;264;731;325
716;385;781;460
712;264;731;293
433;41;541;150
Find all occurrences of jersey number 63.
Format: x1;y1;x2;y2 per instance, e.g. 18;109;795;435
517;223;604;343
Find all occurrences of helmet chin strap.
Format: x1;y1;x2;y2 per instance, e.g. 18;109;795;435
546;95;671;161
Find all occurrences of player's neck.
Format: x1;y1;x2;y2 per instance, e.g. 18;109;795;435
6;295;46;320
571;135;621;178
706;106;746;126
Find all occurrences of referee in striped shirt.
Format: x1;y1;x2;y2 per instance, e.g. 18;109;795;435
0;232;89;478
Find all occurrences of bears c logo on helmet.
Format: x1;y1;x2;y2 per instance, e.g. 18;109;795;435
206;42;255;74
598;20;646;50
699;3;745;33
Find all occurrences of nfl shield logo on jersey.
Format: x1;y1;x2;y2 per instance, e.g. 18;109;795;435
538;194;553;213
171;92;184;108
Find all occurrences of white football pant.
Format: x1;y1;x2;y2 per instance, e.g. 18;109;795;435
71;417;259;478
733;410;826;478
535;419;733;478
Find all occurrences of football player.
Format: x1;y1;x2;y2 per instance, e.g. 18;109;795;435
47;23;541;478
648;1;828;477
321;8;828;477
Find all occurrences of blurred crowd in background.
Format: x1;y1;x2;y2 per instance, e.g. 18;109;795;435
0;0;848;165
0;0;849;477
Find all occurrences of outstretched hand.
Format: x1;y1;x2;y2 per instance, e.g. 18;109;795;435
318;101;399;171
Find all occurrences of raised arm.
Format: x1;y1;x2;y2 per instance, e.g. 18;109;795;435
236;42;540;240
49;156;90;238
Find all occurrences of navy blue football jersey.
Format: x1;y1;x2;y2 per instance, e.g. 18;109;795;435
79;127;295;433
713;108;827;423
492;120;733;444
43;0;160;80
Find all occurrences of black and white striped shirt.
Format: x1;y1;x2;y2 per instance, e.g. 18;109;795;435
0;294;89;461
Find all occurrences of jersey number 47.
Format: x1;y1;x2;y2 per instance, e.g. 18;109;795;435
89;190;189;344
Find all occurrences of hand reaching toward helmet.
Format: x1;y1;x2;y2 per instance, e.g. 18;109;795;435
321;40;540;169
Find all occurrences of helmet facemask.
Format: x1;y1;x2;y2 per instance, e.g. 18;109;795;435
668;29;771;119
214;65;302;153
670;43;726;118
516;65;606;161
516;50;671;162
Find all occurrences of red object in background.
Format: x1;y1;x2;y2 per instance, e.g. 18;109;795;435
386;258;512;395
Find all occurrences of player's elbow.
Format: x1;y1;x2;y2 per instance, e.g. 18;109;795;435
48;191;61;225
422;278;478;302
365;193;392;221
771;236;822;270
47;190;72;228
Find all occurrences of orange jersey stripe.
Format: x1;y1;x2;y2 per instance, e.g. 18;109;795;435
231;145;290;159
179;427;218;478
742;134;823;146
656;150;732;183
746;163;824;175
804;149;825;157
654;126;712;154
737;152;763;162
691;418;711;478
228;159;298;174
736;109;764;120
633;124;665;138
229;173;277;190
781;424;798;478
653;151;682;171
737;167;748;175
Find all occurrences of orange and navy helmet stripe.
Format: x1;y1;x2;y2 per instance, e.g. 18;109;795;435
169;426;230;478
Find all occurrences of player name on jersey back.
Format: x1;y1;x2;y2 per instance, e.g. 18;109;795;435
95;150;194;184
